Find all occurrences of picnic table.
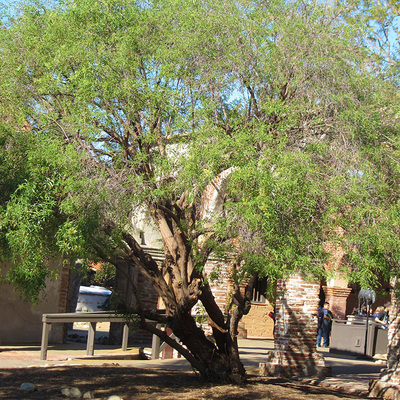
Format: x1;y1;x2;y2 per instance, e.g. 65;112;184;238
40;312;167;361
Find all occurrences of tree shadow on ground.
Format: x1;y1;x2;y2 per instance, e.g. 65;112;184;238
259;377;362;399
0;366;363;400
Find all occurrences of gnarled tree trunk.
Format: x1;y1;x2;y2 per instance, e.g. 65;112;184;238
100;202;253;383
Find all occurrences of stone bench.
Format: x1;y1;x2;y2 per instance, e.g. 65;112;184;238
40;312;165;360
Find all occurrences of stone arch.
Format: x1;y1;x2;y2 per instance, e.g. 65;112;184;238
199;167;235;221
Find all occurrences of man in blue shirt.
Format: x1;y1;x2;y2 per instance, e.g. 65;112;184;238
317;302;333;347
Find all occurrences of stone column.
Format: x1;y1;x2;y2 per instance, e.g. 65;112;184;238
370;278;400;399
323;286;352;320
260;274;330;378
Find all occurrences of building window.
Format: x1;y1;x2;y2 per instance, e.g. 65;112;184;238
252;276;268;303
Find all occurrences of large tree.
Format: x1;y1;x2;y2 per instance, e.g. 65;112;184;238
1;0;399;383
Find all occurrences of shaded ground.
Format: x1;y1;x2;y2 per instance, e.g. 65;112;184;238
0;366;368;400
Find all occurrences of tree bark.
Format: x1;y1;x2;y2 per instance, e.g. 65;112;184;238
131;251;248;383
100;206;249;383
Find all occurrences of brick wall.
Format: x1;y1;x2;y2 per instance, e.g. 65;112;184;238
204;259;231;313
110;263;158;345
323;286;352;320
137;272;159;310
53;261;74;342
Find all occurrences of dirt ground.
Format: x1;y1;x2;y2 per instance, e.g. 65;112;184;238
0;365;367;400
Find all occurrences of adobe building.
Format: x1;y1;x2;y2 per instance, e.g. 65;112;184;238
0;260;71;344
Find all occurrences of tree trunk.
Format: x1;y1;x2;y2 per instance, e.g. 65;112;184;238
100;212;249;383
164;309;246;383
140;265;248;383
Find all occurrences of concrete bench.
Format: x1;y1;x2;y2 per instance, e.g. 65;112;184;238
41;312;134;360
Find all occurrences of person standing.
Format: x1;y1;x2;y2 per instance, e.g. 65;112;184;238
375;302;390;328
317;305;324;347
373;306;384;318
317;302;333;347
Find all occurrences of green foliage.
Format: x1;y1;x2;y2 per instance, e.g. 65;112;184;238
225;151;327;280
0;0;399;304
91;262;116;287
0;127;105;301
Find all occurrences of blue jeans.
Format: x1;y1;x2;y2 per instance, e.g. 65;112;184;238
317;325;331;347
317;326;330;347
317;327;323;346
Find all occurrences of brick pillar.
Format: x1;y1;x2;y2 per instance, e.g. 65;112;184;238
370;278;400;398
323;286;352;320
260;274;330;378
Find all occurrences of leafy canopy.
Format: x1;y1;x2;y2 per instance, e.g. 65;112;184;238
0;0;399;302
